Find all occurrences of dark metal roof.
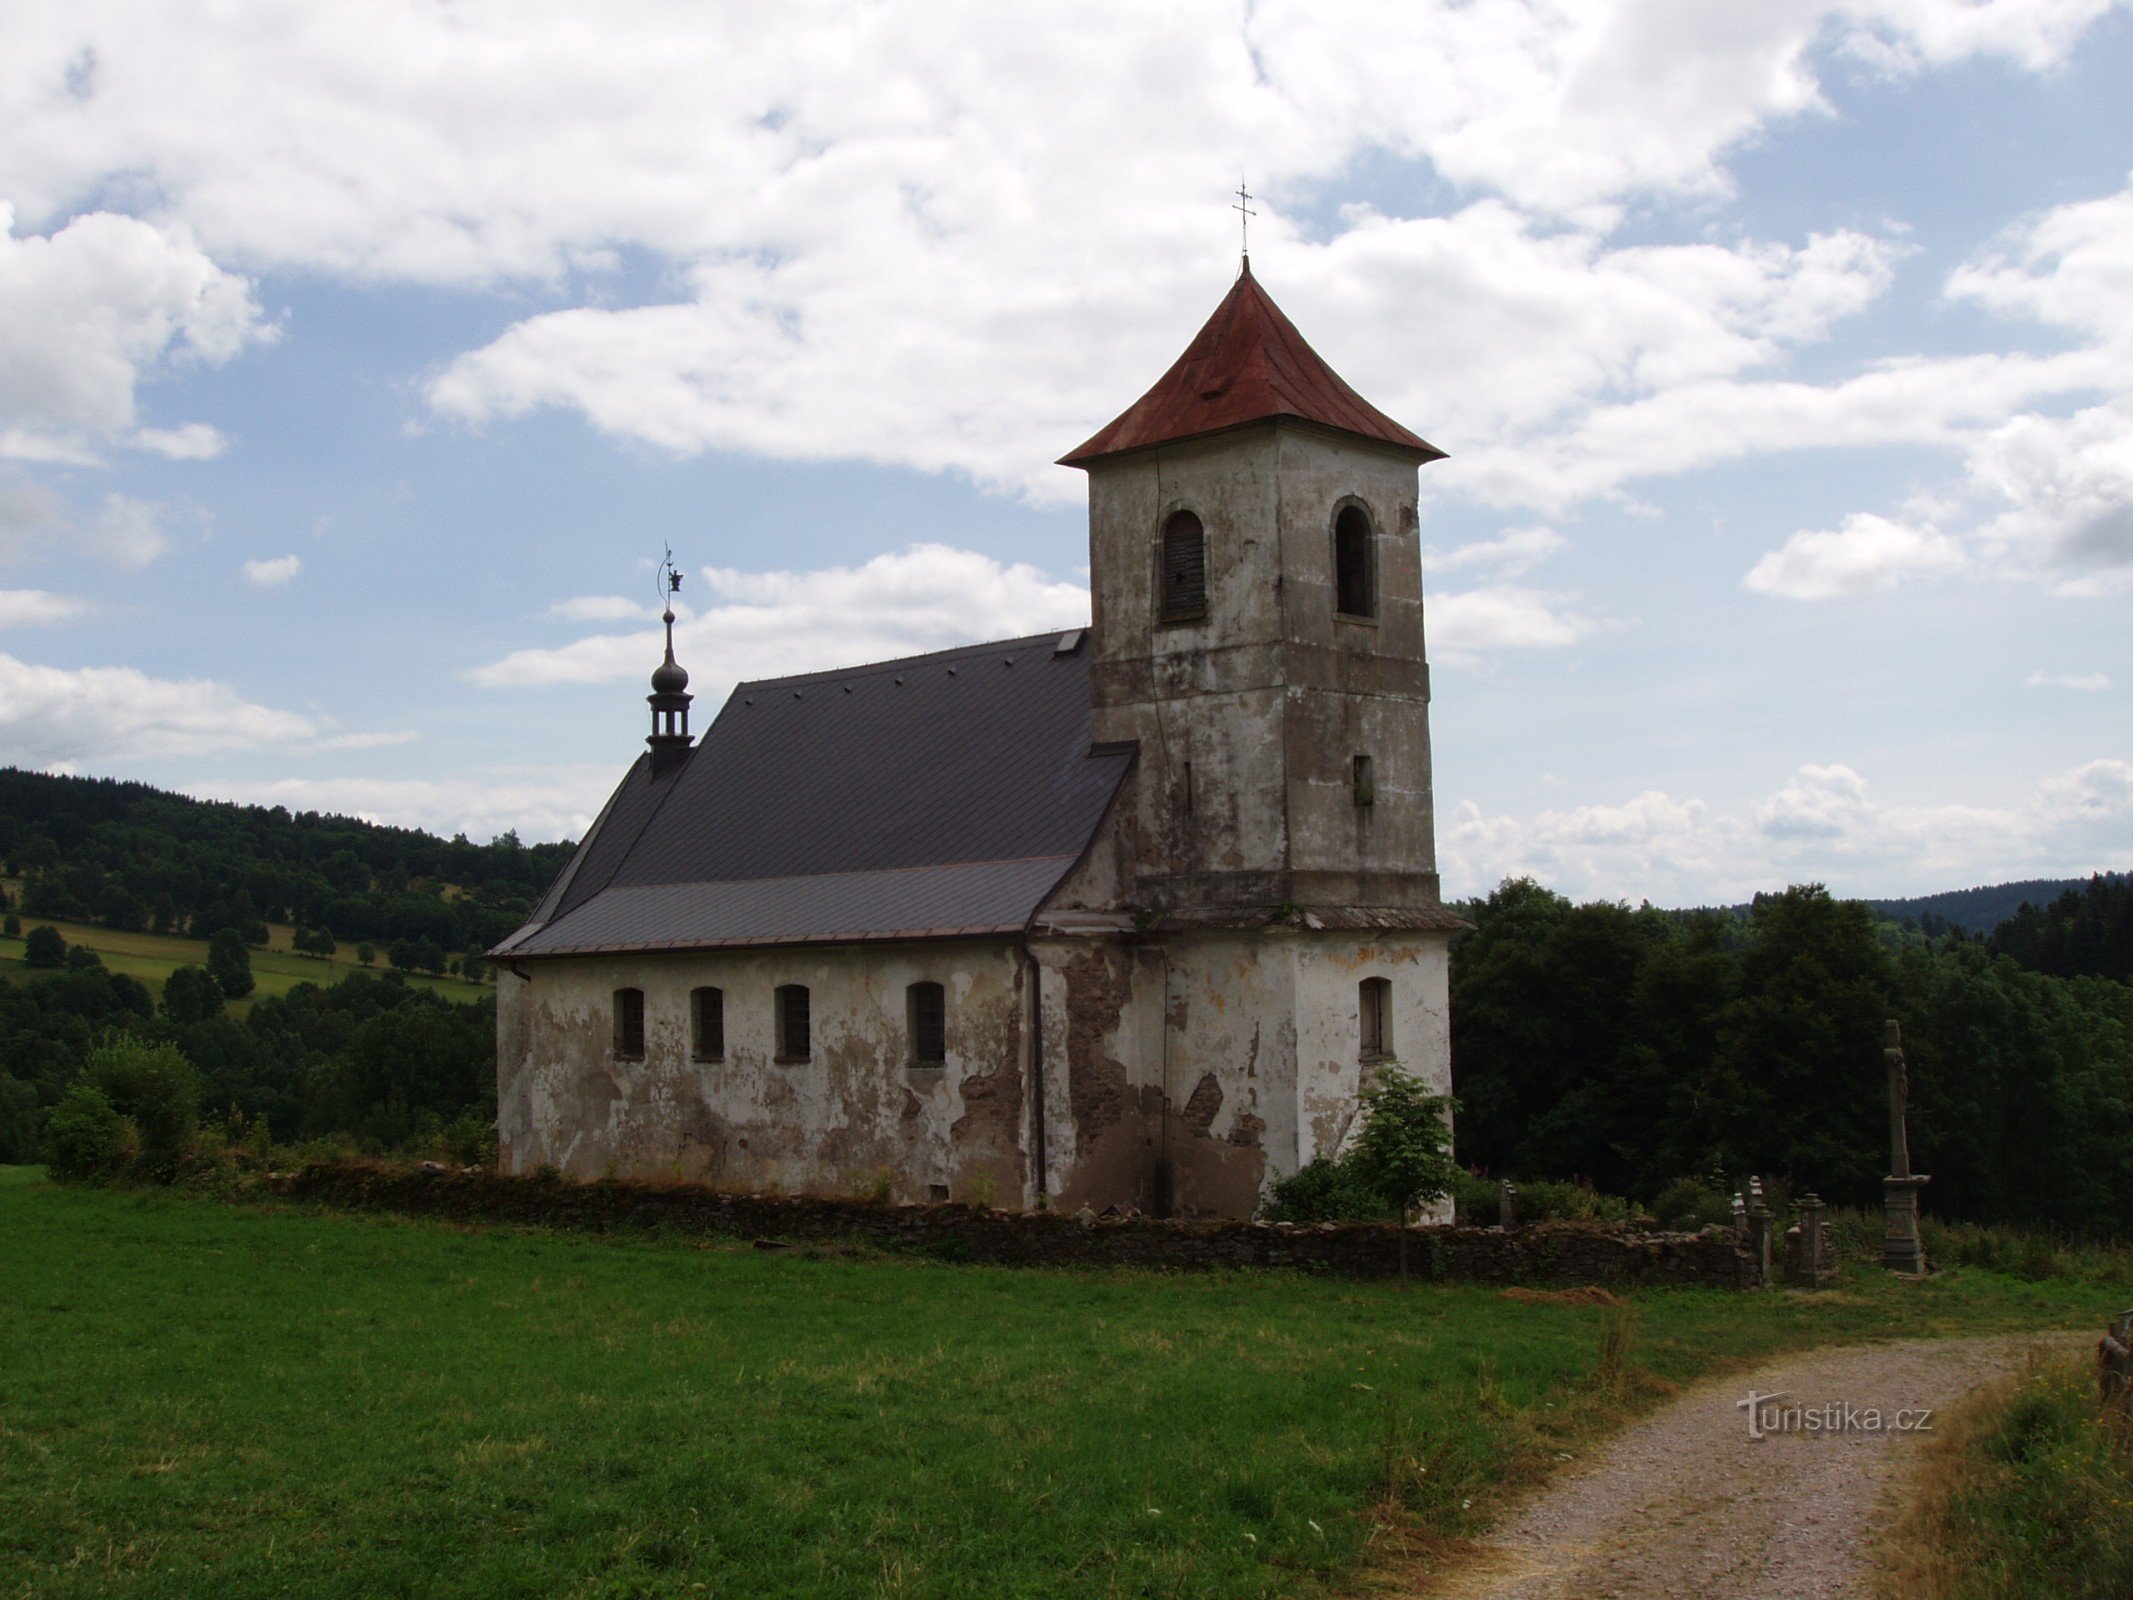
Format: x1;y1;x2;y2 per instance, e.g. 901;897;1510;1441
495;631;1132;958
1060;261;1444;468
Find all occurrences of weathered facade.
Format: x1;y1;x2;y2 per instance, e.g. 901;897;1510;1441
494;260;1462;1216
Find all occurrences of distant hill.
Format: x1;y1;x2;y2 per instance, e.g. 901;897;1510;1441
0;767;576;966
1868;873;2129;937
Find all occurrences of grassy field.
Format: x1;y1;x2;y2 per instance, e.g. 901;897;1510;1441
0;914;490;1010
0;1170;2118;1600
1878;1350;2133;1600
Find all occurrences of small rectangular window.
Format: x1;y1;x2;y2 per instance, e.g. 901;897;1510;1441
1359;977;1392;1061
907;981;946;1065
1181;759;1195;815
614;987;645;1060
691;986;724;1061
1353;754;1375;807
775;983;811;1062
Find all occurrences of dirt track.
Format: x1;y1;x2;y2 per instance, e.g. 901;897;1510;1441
1412;1334;2067;1600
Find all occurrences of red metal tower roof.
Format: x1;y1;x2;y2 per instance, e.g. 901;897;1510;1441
1060;260;1444;468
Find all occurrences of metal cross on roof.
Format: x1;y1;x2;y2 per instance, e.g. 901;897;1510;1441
1233;179;1256;260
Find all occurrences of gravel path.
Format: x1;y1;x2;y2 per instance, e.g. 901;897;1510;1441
1414;1334;2072;1600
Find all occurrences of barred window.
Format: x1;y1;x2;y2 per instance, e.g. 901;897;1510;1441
775;983;811;1062
691;986;724;1061
613;988;645;1060
1159;510;1207;622
907;981;946;1065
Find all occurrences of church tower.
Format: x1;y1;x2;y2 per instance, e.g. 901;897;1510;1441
1060;260;1450;922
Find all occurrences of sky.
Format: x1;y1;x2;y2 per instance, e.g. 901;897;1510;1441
0;0;2128;905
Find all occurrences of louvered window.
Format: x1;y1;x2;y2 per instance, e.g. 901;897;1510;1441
1335;505;1375;618
907;981;946;1065
1159;511;1207;622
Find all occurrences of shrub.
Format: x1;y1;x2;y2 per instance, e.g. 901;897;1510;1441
43;1084;139;1183
83;1036;201;1180
1653;1175;1733;1231
1266;1156;1384;1223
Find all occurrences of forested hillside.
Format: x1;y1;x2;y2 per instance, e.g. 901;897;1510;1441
0;768;575;961
1867;875;2120;937
1986;874;2133;982
0;770;574;1165
1451;880;2133;1237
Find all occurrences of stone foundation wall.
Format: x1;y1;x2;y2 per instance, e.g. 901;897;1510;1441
274;1163;1759;1288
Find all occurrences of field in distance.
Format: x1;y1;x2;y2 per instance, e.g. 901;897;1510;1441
0;912;489;1011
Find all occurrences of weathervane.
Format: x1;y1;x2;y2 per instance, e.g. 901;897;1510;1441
1233;179;1256;263
657;546;684;618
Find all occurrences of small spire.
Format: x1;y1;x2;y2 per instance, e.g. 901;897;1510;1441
646;549;693;774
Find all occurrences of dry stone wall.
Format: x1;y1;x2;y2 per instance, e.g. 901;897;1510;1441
275;1163;1760;1288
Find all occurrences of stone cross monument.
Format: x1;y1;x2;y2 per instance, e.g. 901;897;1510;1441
1882;1019;1930;1274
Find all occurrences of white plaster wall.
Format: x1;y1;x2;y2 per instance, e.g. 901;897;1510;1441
498;940;1030;1203
1292;930;1454;1222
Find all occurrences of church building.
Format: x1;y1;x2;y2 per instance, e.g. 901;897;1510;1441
491;260;1462;1217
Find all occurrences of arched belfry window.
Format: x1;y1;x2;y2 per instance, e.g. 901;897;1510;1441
1158;510;1207;623
1334;505;1376;619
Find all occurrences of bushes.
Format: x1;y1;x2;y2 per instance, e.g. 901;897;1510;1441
42;1084;138;1182
1265;1065;1456;1223
44;1036;200;1183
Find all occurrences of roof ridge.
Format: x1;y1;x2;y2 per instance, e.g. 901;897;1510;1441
732;629;1081;691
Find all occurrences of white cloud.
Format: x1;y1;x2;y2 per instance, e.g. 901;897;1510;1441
0;478;171;569
0;468;67;559
1430;526;1566;579
0;588;83;627
2027;671;2110;691
1743;512;1967;599
91;493;170;568
0;652;316;763
242;553;301;587
474;543;1089;691
208;767;619;845
0;205;267;461
131;422;227;460
544;594;650;623
1430;584;1603;657
1441;757;2133;903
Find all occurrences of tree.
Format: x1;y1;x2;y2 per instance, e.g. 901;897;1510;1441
22;925;64;968
86;1035;200;1179
206;927;255;999
162;965;225;1025
2;913;18;937
356;941;376;967
1348;1065;1459;1222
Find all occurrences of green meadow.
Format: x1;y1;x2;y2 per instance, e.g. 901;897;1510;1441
0;1169;2115;1600
0;914;489;1011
